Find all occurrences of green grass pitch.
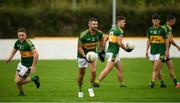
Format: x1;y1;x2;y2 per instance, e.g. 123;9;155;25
0;58;180;102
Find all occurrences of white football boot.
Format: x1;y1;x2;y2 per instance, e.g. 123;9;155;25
78;92;83;98
88;88;95;97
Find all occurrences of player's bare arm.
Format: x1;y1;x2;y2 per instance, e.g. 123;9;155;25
104;34;109;42
146;39;150;59
117;36;126;51
168;34;180;50
102;34;109;48
99;35;105;52
78;43;85;57
165;39;169;58
30;49;39;73
5;49;17;63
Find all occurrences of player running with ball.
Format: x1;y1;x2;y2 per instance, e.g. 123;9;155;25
77;18;105;97
93;16;133;88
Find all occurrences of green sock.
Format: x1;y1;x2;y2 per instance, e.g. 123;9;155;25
30;73;38;80
119;80;126;87
30;72;38;77
151;80;155;85
19;90;24;94
95;79;100;84
119;80;124;84
173;79;178;85
30;74;38;81
79;86;82;92
90;82;93;88
160;80;165;85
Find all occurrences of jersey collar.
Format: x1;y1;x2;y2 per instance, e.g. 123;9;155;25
166;23;172;30
116;25;123;33
153;25;160;29
88;29;97;35
19;39;26;43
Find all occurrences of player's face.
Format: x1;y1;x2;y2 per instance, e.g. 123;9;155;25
118;20;126;28
168;18;176;26
18;32;27;42
152;19;160;27
89;21;98;31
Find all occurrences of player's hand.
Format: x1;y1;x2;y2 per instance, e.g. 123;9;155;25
165;50;169;58
5;57;11;64
82;56;93;63
145;51;149;59
98;50;105;62
125;48;133;52
177;46;180;51
30;66;36;73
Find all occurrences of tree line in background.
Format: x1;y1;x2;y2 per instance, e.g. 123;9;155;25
0;0;180;38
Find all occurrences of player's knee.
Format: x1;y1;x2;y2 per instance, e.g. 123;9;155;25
79;71;85;79
153;67;159;72
118;68;123;72
15;76;23;84
105;67;112;72
91;71;96;77
80;70;85;76
78;75;84;82
78;78;83;82
160;65;163;69
91;70;96;74
15;79;22;84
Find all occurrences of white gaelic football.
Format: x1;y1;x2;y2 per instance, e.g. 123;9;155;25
126;42;135;50
86;51;98;62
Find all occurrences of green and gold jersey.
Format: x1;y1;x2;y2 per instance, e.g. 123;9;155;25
162;23;172;36
14;39;35;68
77;29;103;58
107;25;123;54
147;26;167;54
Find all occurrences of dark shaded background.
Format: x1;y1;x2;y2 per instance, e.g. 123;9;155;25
0;0;179;38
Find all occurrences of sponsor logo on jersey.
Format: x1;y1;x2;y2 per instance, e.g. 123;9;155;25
150;36;165;43
154;30;157;34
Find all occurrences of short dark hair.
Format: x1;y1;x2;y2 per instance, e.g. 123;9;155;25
18;27;27;33
152;13;161;20
89;18;97;22
116;16;125;22
167;15;176;21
